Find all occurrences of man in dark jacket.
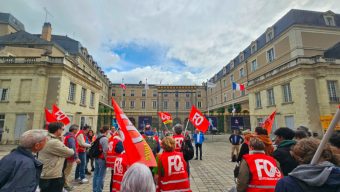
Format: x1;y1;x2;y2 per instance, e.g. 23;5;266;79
0;129;48;192
229;130;244;162
273;127;298;176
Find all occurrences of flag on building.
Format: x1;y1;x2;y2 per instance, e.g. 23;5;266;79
158;112;173;124
232;82;245;91
120;83;126;90
112;98;156;166
207;81;216;88
262;110;276;134
189;106;209;133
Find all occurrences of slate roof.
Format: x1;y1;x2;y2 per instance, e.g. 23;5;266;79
324;42;340;59
50;35;82;54
0;30;51;45
211;9;340;82
0;12;25;31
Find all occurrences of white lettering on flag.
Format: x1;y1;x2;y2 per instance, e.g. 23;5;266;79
168;155;184;175
192;112;204;126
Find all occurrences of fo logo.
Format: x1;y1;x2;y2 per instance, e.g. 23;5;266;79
192;112;204;126
168;155;184;175
254;159;281;178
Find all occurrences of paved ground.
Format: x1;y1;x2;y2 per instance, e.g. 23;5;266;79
0;140;236;192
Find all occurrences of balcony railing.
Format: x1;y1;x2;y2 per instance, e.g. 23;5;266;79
330;96;340;103
0;56;64;64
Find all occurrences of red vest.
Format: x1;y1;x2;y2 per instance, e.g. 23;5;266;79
158;151;191;192
111;153;129;192
76;130;88;153
243;153;283;192
64;133;78;162
106;136;121;168
172;135;184;152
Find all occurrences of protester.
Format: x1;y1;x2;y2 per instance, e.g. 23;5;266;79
109;139;128;192
75;126;91;183
86;129;95;172
296;125;311;137
273;127;298;176
93;125;110;192
237;130;252;163
255;127;274;156
143;124;160;156
155;136;191;192
39;122;74;192
0;129;47;192
237;137;282;192
63;124;81;191
172;124;185;152
229;129;244;162
121;163;156;192
275;138;340;191
182;132;194;175
193;129;205;160
294;130;308;140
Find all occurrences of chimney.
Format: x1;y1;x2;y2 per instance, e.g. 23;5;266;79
41;22;52;41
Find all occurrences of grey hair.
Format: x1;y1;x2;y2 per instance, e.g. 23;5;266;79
19;129;48;148
173;123;183;134
120;163;156;192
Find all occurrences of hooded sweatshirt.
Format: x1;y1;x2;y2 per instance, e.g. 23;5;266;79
273;140;298;176
275;161;340;192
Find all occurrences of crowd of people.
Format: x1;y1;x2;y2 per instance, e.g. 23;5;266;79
0;122;206;192
230;126;340;192
0;121;339;192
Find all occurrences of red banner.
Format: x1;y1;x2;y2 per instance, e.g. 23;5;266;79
157;112;173;124
112;98;156;166
44;104;70;126
189;106;209;133
262;110;276;134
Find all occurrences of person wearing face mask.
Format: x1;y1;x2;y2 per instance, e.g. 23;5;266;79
0;129;48;192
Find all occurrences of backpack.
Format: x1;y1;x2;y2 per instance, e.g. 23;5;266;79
88;135;105;158
145;136;158;155
181;138;194;161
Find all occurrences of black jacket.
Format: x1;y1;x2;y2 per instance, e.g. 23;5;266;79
0;147;43;192
273;140;298;176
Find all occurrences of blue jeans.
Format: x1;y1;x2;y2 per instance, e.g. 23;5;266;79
75;152;86;179
93;158;106;192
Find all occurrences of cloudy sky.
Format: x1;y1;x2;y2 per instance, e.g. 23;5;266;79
2;0;339;85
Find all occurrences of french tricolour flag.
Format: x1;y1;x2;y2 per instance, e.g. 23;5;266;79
232;82;245;91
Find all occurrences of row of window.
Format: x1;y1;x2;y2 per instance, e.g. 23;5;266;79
210;90;246;106
120;100;202;109
68;82;95;107
113;90;202;98
255;83;292;108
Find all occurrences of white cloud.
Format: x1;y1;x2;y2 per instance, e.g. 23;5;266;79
2;0;340;85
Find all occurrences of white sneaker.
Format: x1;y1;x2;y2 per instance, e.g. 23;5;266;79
79;178;89;184
75;178;81;182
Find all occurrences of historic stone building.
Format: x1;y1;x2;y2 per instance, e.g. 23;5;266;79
111;84;207;132
208;9;340;136
0;13;111;143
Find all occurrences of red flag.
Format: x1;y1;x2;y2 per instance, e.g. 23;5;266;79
45;108;57;124
158;112;173;124
189;105;209;133
262;110;276;134
112;98;156;166
52;104;70;125
120;83;126;90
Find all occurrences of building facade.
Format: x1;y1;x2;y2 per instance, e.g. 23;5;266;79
207;9;340;136
111;84;207;132
0;13;111;143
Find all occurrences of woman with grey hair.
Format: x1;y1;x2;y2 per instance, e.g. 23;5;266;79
0;129;48;191
120;163;155;192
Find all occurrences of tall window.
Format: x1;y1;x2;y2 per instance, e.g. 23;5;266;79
197;101;202;108
267;48;275;63
186;101;190;109
153;90;157;97
198;91;201;97
80;88;86;105
240;68;245;78
267;88;275;106
90;92;95;107
251;41;257;54
224;93;227;102
164;101;168;109
0;115;5;133
266;27;274;42
121;100;125;108
255;92;262;108
130;90;135;96
0;88;9;101
175;101;179;108
327;80;338;102
282;83;292;103
130;101;135;108
239;53;244;62
230;74;234;82
142;101;145;109
223;79;226;87
142;90;146;97
251;59;257;72
152;101;157;109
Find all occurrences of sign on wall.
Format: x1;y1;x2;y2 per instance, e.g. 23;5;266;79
206;116;218;132
231;116;244;130
138;116;152;130
320;115;340;131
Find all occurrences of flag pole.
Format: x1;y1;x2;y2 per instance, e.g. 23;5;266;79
310;105;340;165
184;118;190;136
